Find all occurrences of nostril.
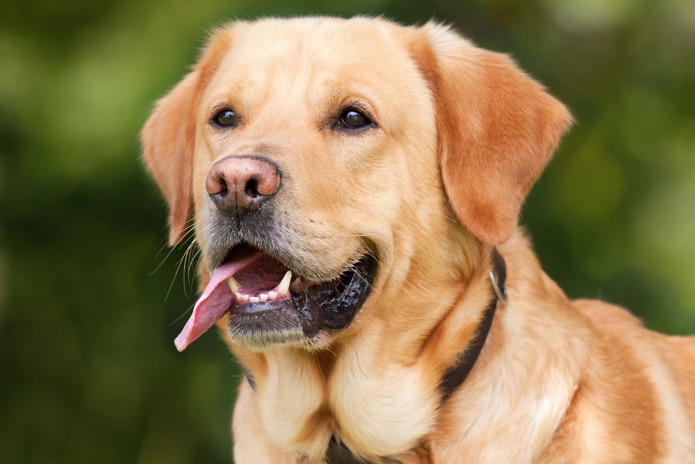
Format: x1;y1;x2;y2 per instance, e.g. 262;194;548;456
206;171;229;197
251;169;281;197
211;189;228;203
245;179;260;199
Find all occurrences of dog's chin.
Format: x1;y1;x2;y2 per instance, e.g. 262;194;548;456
226;318;334;352
225;252;377;351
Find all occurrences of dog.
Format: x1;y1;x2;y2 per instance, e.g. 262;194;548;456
141;17;695;463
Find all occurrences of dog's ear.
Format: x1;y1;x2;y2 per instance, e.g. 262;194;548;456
141;72;198;245
141;31;231;245
411;23;573;244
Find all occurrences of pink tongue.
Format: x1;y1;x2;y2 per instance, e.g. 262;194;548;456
174;252;261;351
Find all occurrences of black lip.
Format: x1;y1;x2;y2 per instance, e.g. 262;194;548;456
227;254;377;344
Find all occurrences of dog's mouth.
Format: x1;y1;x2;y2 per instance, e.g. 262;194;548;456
175;244;377;351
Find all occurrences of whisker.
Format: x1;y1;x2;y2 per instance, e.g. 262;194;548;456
324;346;343;363
150;220;197;276
165;235;199;301
170;301;195;326
166;252;185;302
178;240;198;297
187;247;203;290
312;352;329;389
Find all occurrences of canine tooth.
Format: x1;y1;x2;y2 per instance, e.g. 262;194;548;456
227;276;240;293
278;271;292;295
250;296;260;303
260;293;269;302
235;291;243;301
268;291;278;300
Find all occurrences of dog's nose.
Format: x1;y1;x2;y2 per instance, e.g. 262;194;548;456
206;156;281;214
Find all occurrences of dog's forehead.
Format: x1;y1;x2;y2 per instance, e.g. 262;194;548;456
224;17;408;69
204;18;425;112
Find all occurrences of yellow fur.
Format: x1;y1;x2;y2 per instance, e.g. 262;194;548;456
142;17;695;464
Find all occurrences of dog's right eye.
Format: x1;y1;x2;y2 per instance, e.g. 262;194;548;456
335;107;375;132
211;109;238;128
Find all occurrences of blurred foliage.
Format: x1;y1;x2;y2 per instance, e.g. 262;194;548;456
1;0;694;462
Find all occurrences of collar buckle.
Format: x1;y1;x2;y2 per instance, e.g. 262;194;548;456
489;270;508;305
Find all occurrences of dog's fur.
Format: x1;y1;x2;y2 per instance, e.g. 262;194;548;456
142;17;695;463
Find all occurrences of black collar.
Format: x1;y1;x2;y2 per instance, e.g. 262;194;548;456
325;249;507;464
439;247;506;401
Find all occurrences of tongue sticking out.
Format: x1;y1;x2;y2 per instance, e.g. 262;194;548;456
174;252;262;352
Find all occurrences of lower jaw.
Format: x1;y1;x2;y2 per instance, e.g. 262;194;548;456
226;311;341;352
226;254;376;350
225;292;356;350
227;327;309;351
227;303;308;350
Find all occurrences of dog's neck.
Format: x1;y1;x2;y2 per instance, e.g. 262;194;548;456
324;249;506;463
439;247;506;400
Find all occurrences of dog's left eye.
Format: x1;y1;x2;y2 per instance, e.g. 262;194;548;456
211;109;238;128
336;109;373;130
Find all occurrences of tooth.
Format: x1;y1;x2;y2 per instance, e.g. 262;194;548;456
250;296;260;303
260;293;268;302
292;277;301;286
227;276;240;293
268;291;278;300
242;294;250;303
278;271;292;296
235;291;243;301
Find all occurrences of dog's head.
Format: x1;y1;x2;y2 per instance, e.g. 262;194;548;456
142;17;571;352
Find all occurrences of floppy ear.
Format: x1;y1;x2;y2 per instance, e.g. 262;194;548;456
412;23;573;244
141;72;199;245
141;30;232;245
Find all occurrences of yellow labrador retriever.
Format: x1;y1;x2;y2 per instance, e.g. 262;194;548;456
142;17;695;463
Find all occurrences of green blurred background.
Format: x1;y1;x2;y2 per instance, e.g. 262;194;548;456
1;0;694;462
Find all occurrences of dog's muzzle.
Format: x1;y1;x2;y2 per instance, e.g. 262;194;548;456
174;155;377;351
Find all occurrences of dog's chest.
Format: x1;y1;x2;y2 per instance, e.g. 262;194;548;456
330;360;438;456
256;347;439;459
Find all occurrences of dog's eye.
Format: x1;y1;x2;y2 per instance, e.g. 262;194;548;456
336;109;372;130
211;109;238;128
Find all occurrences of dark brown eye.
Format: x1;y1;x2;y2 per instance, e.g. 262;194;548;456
212;109;237;128
337;109;371;130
